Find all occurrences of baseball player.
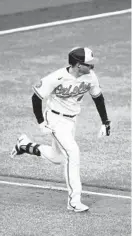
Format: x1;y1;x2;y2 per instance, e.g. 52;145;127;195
11;47;111;212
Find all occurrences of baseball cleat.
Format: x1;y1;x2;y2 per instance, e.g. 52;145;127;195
67;202;89;212
10;134;31;158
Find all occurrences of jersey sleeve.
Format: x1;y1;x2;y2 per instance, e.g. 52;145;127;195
33;71;61;99
89;70;102;98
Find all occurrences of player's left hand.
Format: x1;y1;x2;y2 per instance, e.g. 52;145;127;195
39;121;54;134
98;120;111;138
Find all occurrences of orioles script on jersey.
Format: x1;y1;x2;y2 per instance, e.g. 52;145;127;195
54;82;91;98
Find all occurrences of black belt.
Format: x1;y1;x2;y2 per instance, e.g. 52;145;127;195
51;110;76;118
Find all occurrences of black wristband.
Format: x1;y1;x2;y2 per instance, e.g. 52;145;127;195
92;93;108;124
32;93;44;124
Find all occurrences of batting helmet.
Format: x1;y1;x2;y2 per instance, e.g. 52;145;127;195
68;47;97;67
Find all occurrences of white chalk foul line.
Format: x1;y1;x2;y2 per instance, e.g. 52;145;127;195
0;180;131;200
0;8;131;36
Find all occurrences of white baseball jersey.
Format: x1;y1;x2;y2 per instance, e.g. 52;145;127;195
33;67;101;115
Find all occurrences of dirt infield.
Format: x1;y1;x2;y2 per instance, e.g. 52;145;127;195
0;0;131;31
0;0;89;15
0;0;130;16
0;182;131;236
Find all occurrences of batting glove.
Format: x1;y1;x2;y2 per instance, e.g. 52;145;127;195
39;121;54;134
98;120;111;138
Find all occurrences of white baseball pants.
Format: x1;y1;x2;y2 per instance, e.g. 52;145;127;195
39;110;82;205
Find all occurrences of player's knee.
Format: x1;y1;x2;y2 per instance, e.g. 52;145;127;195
53;156;62;164
50;153;63;165
51;160;62;165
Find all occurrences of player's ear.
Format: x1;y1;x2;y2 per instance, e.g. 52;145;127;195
77;62;81;68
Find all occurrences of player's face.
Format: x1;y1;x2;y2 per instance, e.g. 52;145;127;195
79;64;93;74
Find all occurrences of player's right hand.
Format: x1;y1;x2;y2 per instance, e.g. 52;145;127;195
39;121;53;134
98;120;111;138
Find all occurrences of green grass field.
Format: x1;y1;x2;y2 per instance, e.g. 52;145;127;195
0;13;131;191
0;11;131;236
